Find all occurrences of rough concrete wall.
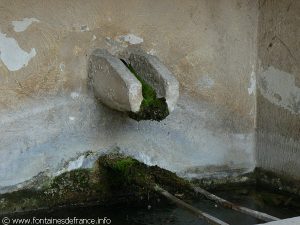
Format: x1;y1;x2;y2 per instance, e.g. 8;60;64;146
256;0;300;180
0;0;257;191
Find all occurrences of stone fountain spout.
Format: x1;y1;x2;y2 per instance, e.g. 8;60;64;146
88;48;179;120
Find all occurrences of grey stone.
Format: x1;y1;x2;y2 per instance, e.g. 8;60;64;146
88;49;143;112
127;49;179;112
257;217;300;225
88;48;179;114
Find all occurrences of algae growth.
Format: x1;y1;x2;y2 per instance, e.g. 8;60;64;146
2;154;300;223
0;154;193;215
121;60;169;121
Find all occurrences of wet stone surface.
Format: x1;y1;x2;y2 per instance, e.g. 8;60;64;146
1;185;300;225
1;155;300;225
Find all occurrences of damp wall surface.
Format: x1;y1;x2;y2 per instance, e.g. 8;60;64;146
0;0;259;192
256;0;300;180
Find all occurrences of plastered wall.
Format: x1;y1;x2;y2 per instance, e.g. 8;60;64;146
0;0;258;191
256;0;300;180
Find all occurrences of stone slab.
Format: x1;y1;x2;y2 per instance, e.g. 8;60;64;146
127;50;179;112
258;217;300;225
88;49;143;112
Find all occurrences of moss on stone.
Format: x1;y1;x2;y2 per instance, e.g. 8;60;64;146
97;154;193;196
121;60;169;121
254;168;300;196
0;154;194;215
0;189;48;214
4;155;300;217
45;168;104;205
112;157;137;173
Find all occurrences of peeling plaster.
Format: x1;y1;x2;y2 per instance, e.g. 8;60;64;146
258;66;300;114
117;34;143;45
0;0;259;190
12;18;39;32
0;30;36;71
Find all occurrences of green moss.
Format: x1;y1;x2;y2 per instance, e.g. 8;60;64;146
97;154;193;196
47;168;100;205
98;155;151;189
50;169;91;192
0;189;48;214
111;157;137;173
3;158;300;216
121;60;169;121
0;168;107;214
0;154;194;215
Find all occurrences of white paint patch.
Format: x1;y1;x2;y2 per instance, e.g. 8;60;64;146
259;66;300;114
248;69;256;95
117;34;143;45
0;30;36;71
12;18;39;32
198;75;215;89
